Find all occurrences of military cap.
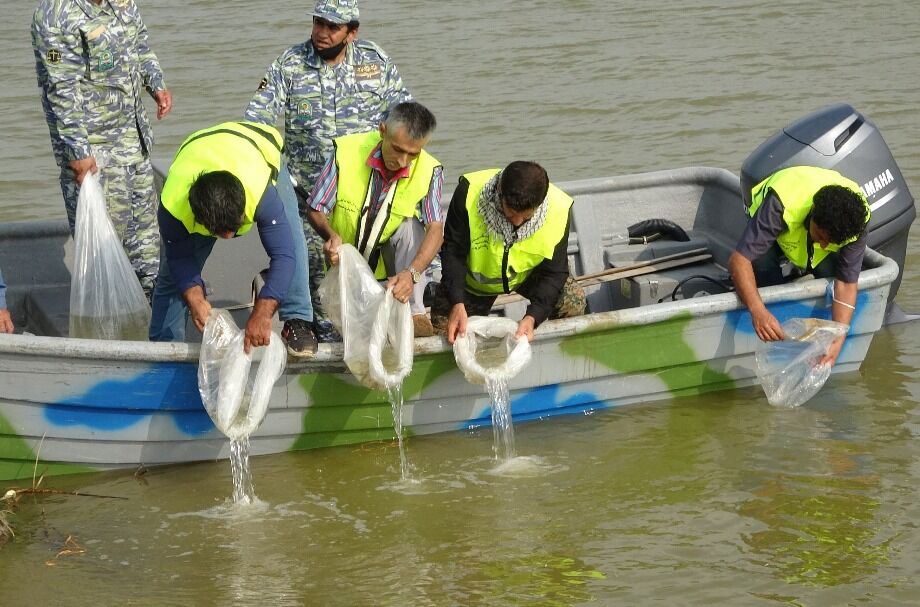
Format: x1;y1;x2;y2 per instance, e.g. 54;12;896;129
310;0;359;24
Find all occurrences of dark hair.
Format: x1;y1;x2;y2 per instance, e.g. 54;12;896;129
385;101;437;140
188;171;245;235
811;184;868;243
347;20;360;31
499;161;550;212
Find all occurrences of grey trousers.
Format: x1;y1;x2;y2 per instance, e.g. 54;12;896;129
381;218;430;316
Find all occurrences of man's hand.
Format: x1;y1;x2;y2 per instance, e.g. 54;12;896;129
323;233;343;265
0;309;14;334
817;334;845;367
446;303;468;344
68;156;98;185
751;307;784;342
183;285;211;333
386;270;414;304
244;298;278;354
154;89;173;120
515;315;536;342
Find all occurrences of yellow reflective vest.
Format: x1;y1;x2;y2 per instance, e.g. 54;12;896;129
748;166;870;270
463;169;573;295
329;131;441;278
160;121;282;236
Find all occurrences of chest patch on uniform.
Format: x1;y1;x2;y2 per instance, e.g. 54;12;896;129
354;63;381;82
86;25;107;41
97;49;114;71
47;49;61;64
297;100;312;118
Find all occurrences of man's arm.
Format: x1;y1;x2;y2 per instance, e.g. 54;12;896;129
31;12;94;179
158;205;212;331
728;251;784;341
304;154;343;264
0;268;12;334
441;178;473;343
516;215;573;333
244;54;288;126
130;3;171;119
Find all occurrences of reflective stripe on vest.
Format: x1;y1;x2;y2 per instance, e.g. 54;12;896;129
463;169;574;295
160;121;283;236
749;166;870;270
329;131;441;278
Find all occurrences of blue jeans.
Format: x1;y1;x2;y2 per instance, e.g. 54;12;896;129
148;162;313;342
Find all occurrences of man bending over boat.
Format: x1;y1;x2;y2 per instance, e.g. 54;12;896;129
431;161;587;343
245;0;413;342
0;265;13;334
728;166;870;366
149;121;317;356
304;101;444;338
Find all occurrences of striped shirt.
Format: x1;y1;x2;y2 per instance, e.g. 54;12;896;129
307;144;443;224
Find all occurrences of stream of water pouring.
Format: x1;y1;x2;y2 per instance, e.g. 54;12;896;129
485;376;516;460
386;382;412;480
229;438;256;504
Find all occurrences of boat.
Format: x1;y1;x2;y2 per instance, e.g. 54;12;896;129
0;103;914;482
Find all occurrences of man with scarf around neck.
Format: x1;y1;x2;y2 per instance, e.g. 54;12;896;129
431;162;587;343
304;102;444;337
244;0;412;342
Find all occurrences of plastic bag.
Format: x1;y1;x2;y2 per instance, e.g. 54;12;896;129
318;244;413;390
754;317;849;408
453;316;532;385
69;171;150;340
198;309;286;440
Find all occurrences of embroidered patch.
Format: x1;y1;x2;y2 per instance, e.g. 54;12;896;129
297;100;312;118
47;49;61;64
97;49;114;71
354;63;381;82
86;25;106;41
258;77;268;91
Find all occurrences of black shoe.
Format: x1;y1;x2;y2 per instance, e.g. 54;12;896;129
281;319;318;357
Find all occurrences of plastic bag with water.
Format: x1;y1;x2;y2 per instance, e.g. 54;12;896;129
198;309;286;440
754;317;849;408
69;171;150;340
318;244;413;390
453;316;532;385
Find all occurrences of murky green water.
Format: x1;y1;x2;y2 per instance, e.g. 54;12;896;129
2;1;920;604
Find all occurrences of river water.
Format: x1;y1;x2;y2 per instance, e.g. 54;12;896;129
2;1;920;604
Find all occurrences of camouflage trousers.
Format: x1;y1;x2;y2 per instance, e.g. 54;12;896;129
430;275;587;335
60;158;160;297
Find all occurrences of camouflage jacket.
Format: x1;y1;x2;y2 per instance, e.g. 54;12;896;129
244;39;412;190
32;0;166;166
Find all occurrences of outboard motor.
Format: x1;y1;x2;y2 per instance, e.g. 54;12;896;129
741;103;916;323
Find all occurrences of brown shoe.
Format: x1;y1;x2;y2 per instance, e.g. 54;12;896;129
412;314;435;338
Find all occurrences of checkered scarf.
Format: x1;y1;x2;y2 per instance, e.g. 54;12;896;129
477;171;548;246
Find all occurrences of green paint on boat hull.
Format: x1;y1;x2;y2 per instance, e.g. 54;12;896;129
293;351;456;450
560;314;736;394
0;411;94;482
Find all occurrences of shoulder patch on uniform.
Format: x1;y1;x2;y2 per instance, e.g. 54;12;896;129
47;49;61;64
258;77;268;91
354;63;381;82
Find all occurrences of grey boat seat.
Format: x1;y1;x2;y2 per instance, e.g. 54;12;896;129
25;285;71;337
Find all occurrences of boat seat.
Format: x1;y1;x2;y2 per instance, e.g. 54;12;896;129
570;198;615;313
25;285;71;337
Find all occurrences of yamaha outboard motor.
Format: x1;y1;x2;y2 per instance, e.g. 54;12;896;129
741;103;916;323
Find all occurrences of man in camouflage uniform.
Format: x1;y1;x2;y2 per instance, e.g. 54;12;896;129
244;0;412;341
32;0;172;297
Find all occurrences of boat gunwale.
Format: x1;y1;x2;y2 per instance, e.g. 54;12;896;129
0;248;898;364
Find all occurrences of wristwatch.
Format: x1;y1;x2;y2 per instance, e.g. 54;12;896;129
407;266;422;284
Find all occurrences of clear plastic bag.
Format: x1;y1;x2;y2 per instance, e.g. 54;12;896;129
198;309;286;440
69;171;150;340
453;316;532;385
754;317;849;408
318;244;413;390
